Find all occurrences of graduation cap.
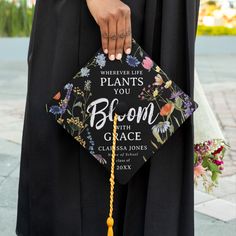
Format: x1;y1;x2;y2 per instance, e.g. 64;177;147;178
46;38;198;235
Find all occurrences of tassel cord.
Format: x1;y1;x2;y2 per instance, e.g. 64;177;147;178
106;113;118;236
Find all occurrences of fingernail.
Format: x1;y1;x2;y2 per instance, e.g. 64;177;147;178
104;49;108;54
109;54;115;61
116;53;122;60
125;48;131;54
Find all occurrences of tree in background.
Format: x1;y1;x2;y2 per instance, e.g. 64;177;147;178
0;0;34;37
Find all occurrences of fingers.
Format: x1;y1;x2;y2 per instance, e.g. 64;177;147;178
100;20;109;54
124;12;132;55
98;5;132;60
108;17;117;61
116;17;126;60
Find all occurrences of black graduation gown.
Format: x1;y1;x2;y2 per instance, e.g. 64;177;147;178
16;0;200;235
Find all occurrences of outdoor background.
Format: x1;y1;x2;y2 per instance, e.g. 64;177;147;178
0;0;236;235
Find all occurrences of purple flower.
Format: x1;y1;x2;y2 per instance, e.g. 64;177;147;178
183;100;192;108
49;105;62;115
184;107;194;118
170;91;183;100
126;55;140;67
64;83;73;101
60;100;69;114
64;83;73;91
152;121;170;134
94;154;107;165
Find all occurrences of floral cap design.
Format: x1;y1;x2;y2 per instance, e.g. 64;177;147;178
46;38;198;184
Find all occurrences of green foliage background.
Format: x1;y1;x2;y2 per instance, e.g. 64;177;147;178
0;0;34;37
0;0;236;37
197;25;236;36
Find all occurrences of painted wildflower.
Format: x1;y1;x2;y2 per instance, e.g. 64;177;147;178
80;67;90;77
126;55;140;67
155;65;161;72
160;103;175;116
154;74;164;86
84;80;91;91
164;80;172;89
95;53;106;68
153;88;158;97
184;107;195;118
142;56;153;71
152;121;170;134
53;92;61;100
170;91;183;100
94;154;107;165
86;127;95;154
49;105;62;115
64;83;73;91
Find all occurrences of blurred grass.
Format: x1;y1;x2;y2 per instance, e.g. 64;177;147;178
0;0;34;37
197;25;236;36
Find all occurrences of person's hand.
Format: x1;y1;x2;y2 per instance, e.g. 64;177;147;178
86;0;132;60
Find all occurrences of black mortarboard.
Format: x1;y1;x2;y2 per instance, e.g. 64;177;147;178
46;38;198;235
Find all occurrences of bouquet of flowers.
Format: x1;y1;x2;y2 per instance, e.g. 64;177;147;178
194;72;229;192
194;139;229;192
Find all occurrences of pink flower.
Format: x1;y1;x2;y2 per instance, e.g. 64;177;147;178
142;56;153;71
194;164;205;177
213;160;224;166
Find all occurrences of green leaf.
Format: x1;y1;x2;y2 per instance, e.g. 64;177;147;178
73;101;82;108
169;124;174;134
194;152;198;164
139;49;143;57
153;132;164;144
173;116;180;127
67;109;73;116
151;141;158;149
175;97;183;109
208;161;221;173
202;158;209;168
208;154;216;159
68;123;78;131
211;172;218;182
221;147;226;156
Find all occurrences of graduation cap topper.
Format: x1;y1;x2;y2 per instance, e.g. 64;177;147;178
46;38;198;234
46;38;198;184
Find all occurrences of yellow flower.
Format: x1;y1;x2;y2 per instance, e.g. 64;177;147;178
56;118;64;125
154;74;163;86
164;80;172;89
75;135;86;148
67;117;84;129
153;88;158;97
155;65;161;72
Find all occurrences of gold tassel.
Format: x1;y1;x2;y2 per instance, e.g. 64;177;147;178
106;113;118;236
106;217;114;236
